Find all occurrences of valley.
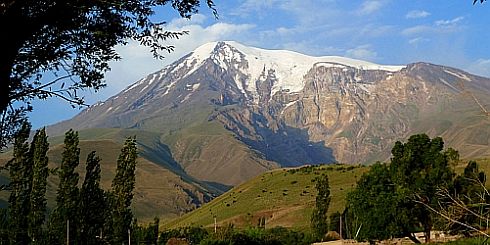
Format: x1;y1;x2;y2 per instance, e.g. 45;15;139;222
2;41;489;226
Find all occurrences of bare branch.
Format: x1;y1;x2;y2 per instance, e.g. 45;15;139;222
414;199;490;238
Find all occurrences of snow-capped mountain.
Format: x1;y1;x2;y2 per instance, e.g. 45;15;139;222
49;41;490;184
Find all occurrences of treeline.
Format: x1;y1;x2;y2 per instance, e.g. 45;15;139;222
154;225;314;245
319;134;488;244
0;121;138;244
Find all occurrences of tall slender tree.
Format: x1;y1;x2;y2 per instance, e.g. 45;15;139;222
49;129;80;244
111;137;138;243
7;121;32;244
311;174;331;240
28;128;50;244
79;151;106;245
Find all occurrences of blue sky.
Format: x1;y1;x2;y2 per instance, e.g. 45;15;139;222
29;0;490;129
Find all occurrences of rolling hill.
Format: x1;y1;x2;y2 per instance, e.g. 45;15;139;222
1;41;487;222
165;158;490;231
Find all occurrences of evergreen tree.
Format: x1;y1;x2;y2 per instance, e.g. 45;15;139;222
329;212;341;236
311;174;331;240
28;128;50;244
7;121;32;244
111;137;138;243
79;151;106;245
49;129;81;244
0;208;9;243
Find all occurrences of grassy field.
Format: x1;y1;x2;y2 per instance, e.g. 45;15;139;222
165;158;490;232
164;164;370;231
1;125;488;228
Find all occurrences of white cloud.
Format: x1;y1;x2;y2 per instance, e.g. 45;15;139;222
280;41;343;56
345;45;378;61
408;37;429;45
357;0;385;15
359;24;394;37
276;27;296;36
402;17;465;36
233;0;279;16
167;13;207;27
467;59;490;78
402;25;432;36
405;10;431;19
435;16;464;26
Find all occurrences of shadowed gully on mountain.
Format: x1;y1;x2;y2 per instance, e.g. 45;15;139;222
39;41;490;221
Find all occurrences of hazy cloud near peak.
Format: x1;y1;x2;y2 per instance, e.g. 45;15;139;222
467;59;490;78
345;44;378;61
405;10;430;19
401;16;465;36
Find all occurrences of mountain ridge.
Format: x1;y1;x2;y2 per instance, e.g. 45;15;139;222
47;41;490;184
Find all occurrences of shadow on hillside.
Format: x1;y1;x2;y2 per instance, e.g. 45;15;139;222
138;141;229;196
138;141;185;174
202;181;233;193
227;112;336;167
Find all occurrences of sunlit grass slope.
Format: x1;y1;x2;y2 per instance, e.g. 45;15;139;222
166;158;490;231
165;164;370;231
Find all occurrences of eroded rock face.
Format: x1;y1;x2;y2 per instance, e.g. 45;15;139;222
209;52;489;165
49;41;490;174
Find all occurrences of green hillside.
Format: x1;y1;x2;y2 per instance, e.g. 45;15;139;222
166;158;490;232
165;164;370;231
0;129;222;223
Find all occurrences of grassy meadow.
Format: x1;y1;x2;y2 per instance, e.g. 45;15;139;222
165;164;370;231
165;158;490;232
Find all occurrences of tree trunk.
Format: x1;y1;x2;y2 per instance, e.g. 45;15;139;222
0;2;32;114
0;61;11;114
424;228;431;243
406;233;421;244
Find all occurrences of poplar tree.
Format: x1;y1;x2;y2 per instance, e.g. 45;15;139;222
28;128;50;244
111;137;137;243
7;121;32;244
79;151;106;245
50;129;80;244
311;174;331;240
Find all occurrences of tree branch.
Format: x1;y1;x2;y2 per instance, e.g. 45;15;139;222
414;199;490;238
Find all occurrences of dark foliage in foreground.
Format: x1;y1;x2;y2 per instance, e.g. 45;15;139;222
0;124;138;244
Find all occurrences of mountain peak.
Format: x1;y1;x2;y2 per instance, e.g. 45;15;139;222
47;39;490;182
193;41;405;71
185;41;406;96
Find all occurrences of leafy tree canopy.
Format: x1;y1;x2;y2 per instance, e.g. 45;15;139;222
0;0;216;149
347;134;458;243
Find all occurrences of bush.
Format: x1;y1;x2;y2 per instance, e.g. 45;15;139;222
159;226;208;245
197;226;313;245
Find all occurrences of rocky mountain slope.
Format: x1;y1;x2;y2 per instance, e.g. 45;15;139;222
48;41;490;187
